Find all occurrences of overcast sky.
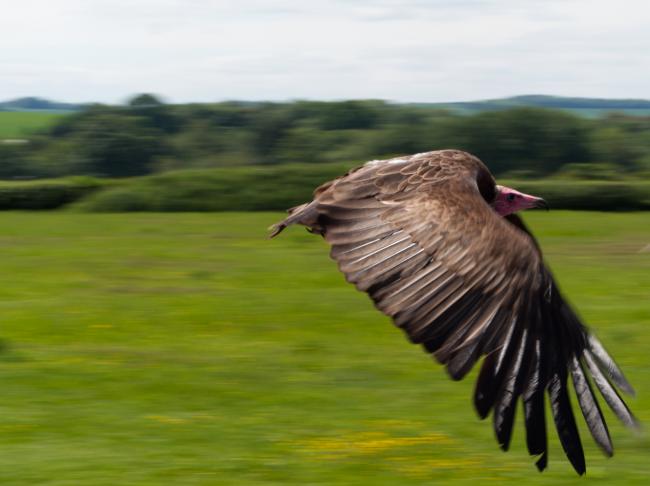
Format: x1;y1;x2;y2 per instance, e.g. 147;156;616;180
2;0;649;104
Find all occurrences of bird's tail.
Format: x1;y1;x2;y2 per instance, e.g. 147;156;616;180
268;201;320;238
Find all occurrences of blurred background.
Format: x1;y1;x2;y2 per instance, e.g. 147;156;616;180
0;1;649;484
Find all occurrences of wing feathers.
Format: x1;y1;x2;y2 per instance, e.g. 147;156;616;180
336;233;411;264
348;246;426;290
373;260;444;308
475;352;499;419
583;352;639;430
444;298;507;380
548;366;586;475
271;150;636;474
494;327;530;451
419;290;484;350
340;239;416;273
587;335;635;396
327;220;393;239
523;339;548;471
474;316;519;420
570;355;613;456
523;297;549;470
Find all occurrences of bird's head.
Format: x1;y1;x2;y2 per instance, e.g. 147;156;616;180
492;185;548;216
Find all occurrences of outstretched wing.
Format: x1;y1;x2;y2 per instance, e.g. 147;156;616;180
271;150;637;474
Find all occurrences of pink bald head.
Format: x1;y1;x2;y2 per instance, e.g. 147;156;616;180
492;185;548;216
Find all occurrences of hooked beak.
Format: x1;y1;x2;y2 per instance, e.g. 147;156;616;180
532;198;549;210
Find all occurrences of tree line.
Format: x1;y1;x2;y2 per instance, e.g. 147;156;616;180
1;94;649;179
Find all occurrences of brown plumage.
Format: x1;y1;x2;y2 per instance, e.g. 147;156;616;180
270;149;637;474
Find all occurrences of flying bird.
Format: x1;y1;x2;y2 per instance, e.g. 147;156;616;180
270;149;637;474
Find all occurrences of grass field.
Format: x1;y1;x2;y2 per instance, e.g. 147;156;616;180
0;112;64;138
0;211;647;485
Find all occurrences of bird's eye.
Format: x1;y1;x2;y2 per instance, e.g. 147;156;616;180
506;193;516;202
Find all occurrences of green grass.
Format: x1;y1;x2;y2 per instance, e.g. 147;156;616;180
0;211;647;485
0;112;64;138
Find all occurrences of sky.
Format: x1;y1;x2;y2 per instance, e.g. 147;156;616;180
2;0;649;104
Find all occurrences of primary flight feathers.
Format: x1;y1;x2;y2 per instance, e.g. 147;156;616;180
270;149;637;474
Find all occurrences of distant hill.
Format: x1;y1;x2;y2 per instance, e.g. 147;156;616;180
411;95;650;117
3;94;650;118
0;97;83;112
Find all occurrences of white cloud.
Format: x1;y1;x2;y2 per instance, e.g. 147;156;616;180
0;0;648;103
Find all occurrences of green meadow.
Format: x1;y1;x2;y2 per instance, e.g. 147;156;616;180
0;211;647;485
0;112;64;138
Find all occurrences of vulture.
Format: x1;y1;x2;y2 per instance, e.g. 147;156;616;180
269;149;637;474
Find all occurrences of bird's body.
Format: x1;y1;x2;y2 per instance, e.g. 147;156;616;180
270;149;636;474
